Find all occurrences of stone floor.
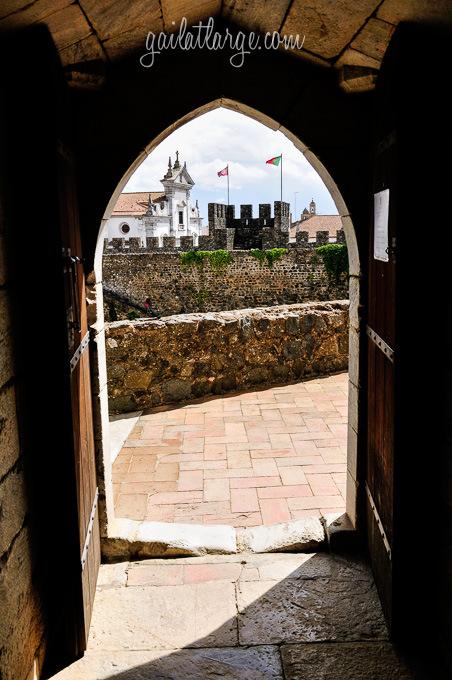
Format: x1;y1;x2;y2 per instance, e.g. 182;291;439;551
51;551;414;679
112;373;348;527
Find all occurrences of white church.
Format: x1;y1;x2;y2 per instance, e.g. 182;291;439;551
106;152;206;245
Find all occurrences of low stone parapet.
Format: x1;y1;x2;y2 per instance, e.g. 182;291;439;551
106;301;349;413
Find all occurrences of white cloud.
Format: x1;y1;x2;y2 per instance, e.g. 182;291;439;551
124;107;338;219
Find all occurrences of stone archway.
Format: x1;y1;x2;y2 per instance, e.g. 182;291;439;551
88;98;361;552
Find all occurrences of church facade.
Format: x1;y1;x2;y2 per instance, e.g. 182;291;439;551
106;152;205;244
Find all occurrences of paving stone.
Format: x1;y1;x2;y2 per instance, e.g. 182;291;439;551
136;521;237;556
240;566;260;581
237;567;387;645
88;581;237;650
280;641;413;679
259;498;291;524
239;518;325;553
231;487;259;512
52;645;283;679
96;562;129;590
183;562;242;584
56;547;404;679
127;564;183;586
204;478;231;501
257;553;333;581
105;519;237;559
258;485;312;499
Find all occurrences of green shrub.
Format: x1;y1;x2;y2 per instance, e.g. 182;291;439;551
250;248;287;268
193;289;210;306
180;249;233;271
315;243;349;283
207;250;234;270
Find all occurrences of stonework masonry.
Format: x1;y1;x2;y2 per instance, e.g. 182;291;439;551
105;301;349;413
103;245;348;320
0;202;45;679
207;201;291;249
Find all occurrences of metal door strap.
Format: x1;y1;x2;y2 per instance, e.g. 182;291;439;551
367;326;394;362
366;483;392;561
70;332;90;373
81;487;99;571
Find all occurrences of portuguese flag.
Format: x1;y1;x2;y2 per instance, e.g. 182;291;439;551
266;155;282;166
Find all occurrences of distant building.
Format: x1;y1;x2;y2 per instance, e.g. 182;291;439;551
290;199;343;242
106;152;205;244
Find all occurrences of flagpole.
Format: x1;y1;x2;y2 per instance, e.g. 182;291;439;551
227;164;230;208
280;154;283;203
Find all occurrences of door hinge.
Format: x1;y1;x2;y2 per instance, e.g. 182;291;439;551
81;488;99;571
366;326;394;362
70;332;90;373
366;484;392;561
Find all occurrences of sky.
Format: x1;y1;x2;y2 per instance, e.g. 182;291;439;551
124;107;338;224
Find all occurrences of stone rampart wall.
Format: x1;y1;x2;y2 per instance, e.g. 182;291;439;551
103;248;348;320
106;301;349;413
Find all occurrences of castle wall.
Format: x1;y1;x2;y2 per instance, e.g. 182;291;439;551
102;243;349;320
106;301;349;413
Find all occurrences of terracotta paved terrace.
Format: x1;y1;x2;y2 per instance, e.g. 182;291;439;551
112;372;348;527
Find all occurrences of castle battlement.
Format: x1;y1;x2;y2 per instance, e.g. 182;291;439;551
104;200;344;253
206;201;290;249
103;228;344;254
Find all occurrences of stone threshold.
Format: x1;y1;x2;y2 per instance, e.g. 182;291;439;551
102;513;356;562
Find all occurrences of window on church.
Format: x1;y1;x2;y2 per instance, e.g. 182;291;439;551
178;211;184;225
120;223;130;234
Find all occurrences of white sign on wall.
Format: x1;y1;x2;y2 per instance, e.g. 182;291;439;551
374;188;390;262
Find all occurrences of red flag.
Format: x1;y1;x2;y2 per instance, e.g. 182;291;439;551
217;166;228;177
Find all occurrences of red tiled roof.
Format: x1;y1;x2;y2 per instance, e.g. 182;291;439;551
112;191;166;215
290;214;342;239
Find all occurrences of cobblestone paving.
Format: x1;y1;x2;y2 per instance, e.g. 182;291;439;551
112;373;347;527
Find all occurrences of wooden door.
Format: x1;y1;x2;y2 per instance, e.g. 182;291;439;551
365;22;452;665
0;27;100;675
366;128;397;624
58;141;101;654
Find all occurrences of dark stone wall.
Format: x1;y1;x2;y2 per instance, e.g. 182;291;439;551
102;249;348;320
0;31;65;679
0;183;46;680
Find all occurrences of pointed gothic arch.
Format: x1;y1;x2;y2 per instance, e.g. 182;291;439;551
90;99;361;545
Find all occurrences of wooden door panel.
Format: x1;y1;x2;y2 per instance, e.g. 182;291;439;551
366;133;397;627
58;143;100;653
367;341;394;546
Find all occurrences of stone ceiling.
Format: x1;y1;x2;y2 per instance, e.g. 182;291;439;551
0;0;451;91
